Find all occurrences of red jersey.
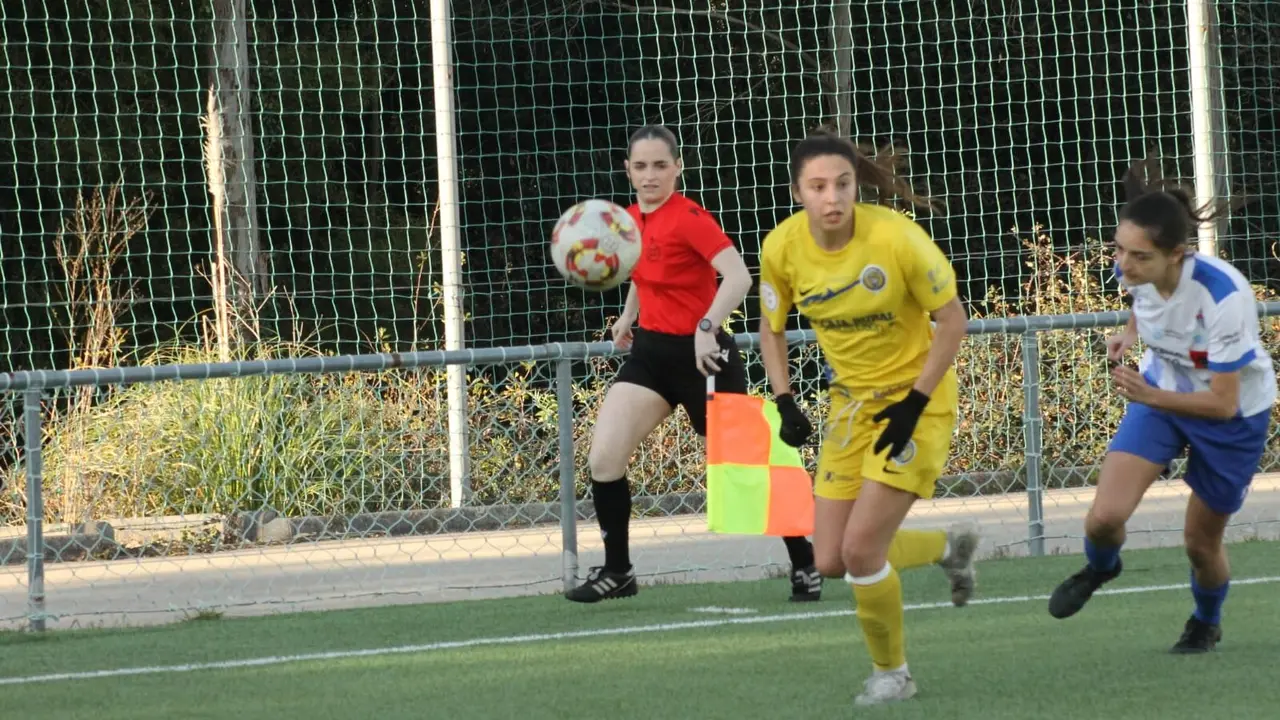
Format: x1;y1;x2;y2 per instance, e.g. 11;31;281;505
625;192;734;335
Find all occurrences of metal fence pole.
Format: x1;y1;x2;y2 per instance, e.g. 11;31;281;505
1021;332;1046;557
1185;0;1230;257
555;359;579;592
23;389;47;631
431;0;471;507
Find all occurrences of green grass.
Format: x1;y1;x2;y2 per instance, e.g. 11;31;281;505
2;541;1278;719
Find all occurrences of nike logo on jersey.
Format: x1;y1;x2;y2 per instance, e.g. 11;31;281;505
798;279;862;307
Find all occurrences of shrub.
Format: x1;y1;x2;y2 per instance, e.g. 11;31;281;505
3;229;1278;528
1;341;449;525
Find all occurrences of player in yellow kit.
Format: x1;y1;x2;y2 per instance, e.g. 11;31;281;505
757;130;981;707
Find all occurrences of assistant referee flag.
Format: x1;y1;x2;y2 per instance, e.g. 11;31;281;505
704;377;815;536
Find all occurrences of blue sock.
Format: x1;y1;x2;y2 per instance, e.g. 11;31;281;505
1190;570;1229;625
1084;537;1120;572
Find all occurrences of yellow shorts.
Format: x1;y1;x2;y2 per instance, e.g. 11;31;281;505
814;383;957;501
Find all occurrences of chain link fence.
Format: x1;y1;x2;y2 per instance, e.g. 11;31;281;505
1;0;1278;631
3;306;1279;630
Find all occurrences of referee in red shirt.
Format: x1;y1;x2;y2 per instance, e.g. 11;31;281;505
566;125;821;604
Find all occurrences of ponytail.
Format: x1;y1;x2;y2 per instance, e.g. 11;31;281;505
1119;156;1242;251
790;128;942;213
851;142;943;213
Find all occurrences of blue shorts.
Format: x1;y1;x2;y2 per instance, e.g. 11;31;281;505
1109;402;1271;515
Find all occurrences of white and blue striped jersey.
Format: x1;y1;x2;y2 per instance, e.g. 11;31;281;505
1117;252;1277;418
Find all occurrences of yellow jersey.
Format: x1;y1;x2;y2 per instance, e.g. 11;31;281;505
758;203;959;406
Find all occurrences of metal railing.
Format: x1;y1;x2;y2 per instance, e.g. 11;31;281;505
3;303;1279;632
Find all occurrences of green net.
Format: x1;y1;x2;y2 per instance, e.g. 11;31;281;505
1219;1;1280;281
0;0;1274;369
450;0;1279;365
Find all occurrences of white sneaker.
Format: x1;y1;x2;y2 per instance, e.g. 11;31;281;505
854;668;918;706
938;521;981;606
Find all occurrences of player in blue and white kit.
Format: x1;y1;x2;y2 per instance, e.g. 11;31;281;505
1047;159;1275;653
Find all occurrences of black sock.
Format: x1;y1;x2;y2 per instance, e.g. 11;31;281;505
782;536;815;570
591;476;632;573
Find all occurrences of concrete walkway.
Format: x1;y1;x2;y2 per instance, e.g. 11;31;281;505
2;476;1277;631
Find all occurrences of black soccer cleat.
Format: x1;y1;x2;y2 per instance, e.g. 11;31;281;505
1170;615;1222;654
565;566;638;604
789;564;823;602
1048;558;1123;619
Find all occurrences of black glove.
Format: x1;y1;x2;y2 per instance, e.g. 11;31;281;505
872;389;930;460
774;393;813;448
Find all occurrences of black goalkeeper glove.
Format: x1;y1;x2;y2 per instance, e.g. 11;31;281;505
774;393;813;448
872;389;930;460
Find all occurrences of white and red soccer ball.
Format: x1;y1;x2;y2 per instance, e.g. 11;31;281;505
549;198;642;292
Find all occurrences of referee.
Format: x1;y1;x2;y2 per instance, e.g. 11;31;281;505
566;125;821;604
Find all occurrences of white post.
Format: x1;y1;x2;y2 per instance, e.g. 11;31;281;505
430;0;470;507
1185;0;1229;257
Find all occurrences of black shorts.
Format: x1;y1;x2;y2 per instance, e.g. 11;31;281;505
614;326;748;436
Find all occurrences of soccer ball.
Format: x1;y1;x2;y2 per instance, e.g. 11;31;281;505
549;198;642;292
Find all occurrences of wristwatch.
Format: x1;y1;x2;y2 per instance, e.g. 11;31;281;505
697;318;714;333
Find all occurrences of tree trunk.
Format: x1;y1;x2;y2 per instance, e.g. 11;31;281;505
829;0;853;137
209;0;264;328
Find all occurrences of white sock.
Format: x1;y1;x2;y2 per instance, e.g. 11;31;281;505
875;662;909;676
845;564;892;585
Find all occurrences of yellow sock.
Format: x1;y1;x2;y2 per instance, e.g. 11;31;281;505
887;529;947;570
850;563;906;671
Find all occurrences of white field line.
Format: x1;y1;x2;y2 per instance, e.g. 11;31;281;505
3;575;1278;687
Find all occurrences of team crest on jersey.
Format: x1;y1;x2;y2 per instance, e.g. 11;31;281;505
860;265;887;293
927;263;948;294
891;439;917;466
760;282;780;311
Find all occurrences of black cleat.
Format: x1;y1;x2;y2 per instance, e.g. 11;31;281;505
1048;558;1123;619
1170;615;1222;654
565;566;637;603
789;564;823;602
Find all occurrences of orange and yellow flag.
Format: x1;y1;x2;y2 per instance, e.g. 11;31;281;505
705;380;815;537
